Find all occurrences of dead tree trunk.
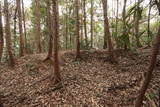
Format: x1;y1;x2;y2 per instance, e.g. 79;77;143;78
0;1;4;62
4;0;15;66
52;0;61;84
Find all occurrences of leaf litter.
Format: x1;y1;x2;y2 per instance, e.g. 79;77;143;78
0;49;160;107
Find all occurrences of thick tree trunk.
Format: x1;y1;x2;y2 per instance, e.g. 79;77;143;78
44;0;53;61
0;2;4;62
102;0;116;62
22;0;27;52
17;0;25;56
35;0;42;53
75;0;80;59
83;0;88;47
52;0;61;84
90;0;93;48
4;0;15;66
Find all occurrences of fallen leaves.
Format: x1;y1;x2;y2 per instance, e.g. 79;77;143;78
0;49;160;106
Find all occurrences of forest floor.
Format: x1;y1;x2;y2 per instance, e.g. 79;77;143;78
0;49;160;107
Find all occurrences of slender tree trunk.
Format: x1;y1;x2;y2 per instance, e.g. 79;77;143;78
102;0;116;62
135;2;160;107
115;0;119;48
135;0;142;48
90;0;93;48
65;0;68;49
102;0;108;49
83;0;88;47
122;0;130;50
0;1;4;62
22;0;27;52
17;0;25;56
147;0;152;47
35;0;42;53
14;6;17;54
4;0;15;66
135;26;160;107
75;0;80;59
52;0;61;84
80;0;84;43
44;0;53;61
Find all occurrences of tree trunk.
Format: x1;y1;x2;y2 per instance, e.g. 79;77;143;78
90;0;93;48
52;0;61;84
4;0;15;66
44;0;53;62
115;0;119;48
135;26;160;107
65;0;68;49
83;0;88;47
135;2;160;107
0;1;4;62
22;0;27;52
147;0;152;47
122;0;130;50
135;0;142;48
102;0;108;49
102;0;116;62
17;0;25;56
75;0;80;59
35;0;42;53
13;6;17;54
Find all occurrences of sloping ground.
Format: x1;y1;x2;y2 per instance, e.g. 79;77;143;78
0;49;160;107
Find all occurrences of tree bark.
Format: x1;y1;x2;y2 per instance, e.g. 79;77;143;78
147;0;152;47
44;0;53;61
122;0;130;50
17;0;25;56
65;0;68;49
4;0;15;66
102;0;108;49
102;0;116;62
52;0;61;84
35;0;42;53
135;2;160;107
83;0;88;47
90;0;93;48
135;0;142;48
0;1;4;62
115;0;119;47
75;0;80;59
22;0;27;52
135;26;160;107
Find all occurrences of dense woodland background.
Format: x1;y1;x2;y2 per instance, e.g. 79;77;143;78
0;0;160;106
